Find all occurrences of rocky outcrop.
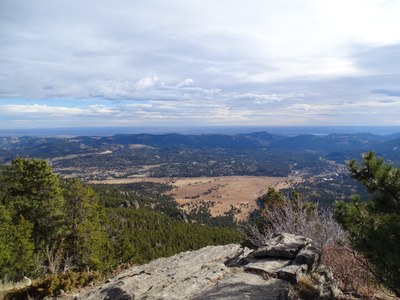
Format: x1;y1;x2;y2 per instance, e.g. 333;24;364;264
76;233;340;300
0;276;32;292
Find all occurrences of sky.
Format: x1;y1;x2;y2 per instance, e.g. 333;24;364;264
1;0;400;129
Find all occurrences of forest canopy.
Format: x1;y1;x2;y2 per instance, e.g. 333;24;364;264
0;158;241;283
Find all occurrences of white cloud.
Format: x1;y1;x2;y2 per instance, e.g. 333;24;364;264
135;76;159;89
1;0;400;127
177;78;194;87
0;104;84;116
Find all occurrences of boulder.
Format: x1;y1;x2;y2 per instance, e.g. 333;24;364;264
253;233;311;259
293;248;320;271
277;264;306;284
132;200;140;209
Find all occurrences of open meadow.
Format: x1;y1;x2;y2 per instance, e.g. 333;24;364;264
91;175;303;220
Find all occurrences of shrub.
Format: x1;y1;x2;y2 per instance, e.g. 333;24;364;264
240;191;346;249
322;243;377;298
5;271;104;299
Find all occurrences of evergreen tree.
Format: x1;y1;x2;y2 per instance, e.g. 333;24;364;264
0;157;65;250
63;179;112;271
0;204;35;280
335;152;400;296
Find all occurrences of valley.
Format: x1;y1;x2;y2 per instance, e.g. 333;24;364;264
1;130;399;298
91;175;303;220
1;130;399;218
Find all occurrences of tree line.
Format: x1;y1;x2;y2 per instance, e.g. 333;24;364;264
0;157;241;286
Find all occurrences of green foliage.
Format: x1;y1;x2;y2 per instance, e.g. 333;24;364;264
63;179;112;271
0;158;112;280
106;208;242;264
93;182;237;228
0;205;35;280
259;187;285;210
335;152;400;296
0;157;64;249
92;182;180;218
0;157;242;294
282;172;370;208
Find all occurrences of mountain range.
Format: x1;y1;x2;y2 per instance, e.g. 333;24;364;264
0;131;399;180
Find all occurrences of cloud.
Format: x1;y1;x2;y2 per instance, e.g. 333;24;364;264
177;78;193;87
1;0;400;127
0;104;84;116
135;77;159;89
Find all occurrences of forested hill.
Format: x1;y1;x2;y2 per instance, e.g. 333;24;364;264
0;158;241;290
1;131;398;157
0;131;399;180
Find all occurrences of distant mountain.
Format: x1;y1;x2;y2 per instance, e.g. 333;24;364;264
105;133;264;150
269;133;389;153
1;131;399;157
372;137;400;162
0;131;399;179
265;132;400;164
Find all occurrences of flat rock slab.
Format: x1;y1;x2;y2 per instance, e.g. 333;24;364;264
244;258;291;275
77;244;243;300
193;273;290;300
74;235;339;300
253;233;311;259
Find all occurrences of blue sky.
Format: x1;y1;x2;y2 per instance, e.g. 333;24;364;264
1;0;400;129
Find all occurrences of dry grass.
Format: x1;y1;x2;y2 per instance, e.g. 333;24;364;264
293;275;320;299
170;176;289;221
91;176;302;221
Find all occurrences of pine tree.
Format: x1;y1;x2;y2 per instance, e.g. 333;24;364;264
0;157;65;250
63;179;112;271
0;205;35;280
335;152;400;296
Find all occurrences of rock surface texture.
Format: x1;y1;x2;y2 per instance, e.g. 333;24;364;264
77;233;340;300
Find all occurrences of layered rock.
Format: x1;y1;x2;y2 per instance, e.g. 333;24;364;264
76;233;340;300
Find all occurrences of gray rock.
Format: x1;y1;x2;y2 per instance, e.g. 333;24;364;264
244;258;291;275
193;274;290;300
253;233;311;259
103;287;133;300
78;244;242;300
276;264;306;284
293;248;320;271
76;234;340;300
178;210;189;223
132;200;140;209
224;247;252;267
120;200;131;208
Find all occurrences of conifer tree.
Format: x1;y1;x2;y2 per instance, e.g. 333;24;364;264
335;152;400;296
63;179;111;271
0;157;65;250
0;204;35;280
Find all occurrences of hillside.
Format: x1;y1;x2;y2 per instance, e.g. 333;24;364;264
0;158;241;298
0;131;399;181
1;131;398;210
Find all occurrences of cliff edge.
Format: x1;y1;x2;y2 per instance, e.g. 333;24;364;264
76;233;340;300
